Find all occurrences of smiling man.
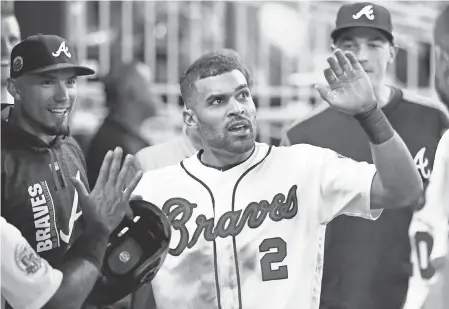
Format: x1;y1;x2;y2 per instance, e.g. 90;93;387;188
1;34;95;275
281;2;449;309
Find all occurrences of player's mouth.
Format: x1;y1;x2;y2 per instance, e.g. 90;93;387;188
228;121;251;134
48;107;69;117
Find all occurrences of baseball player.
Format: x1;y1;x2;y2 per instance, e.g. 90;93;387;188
281;3;449;309
1;149;142;309
131;49;423;309
403;6;449;309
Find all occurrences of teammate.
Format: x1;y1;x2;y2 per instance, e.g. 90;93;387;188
1;149;143;309
0;34;123;308
403;6;449;309
131;48;422;309
281;3;449;309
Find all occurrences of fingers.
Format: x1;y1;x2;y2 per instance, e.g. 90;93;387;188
123;171;143;201
108;147;123;185
344;51;363;72
95;150;113;186
326;49;358;80
70;176;89;202
115;154;134;191
327;57;344;77
323;68;337;86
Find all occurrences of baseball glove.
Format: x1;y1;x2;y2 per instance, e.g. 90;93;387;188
87;199;171;306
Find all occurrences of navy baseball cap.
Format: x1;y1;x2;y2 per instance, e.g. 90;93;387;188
331;2;394;42
10;34;95;78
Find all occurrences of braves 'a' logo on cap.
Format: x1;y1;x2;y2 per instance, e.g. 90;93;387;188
12;56;23;72
52;41;72;58
352;5;375;20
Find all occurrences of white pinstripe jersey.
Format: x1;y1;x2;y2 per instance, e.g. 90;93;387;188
133;142;381;309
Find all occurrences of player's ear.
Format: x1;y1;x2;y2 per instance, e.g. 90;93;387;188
388;41;399;64
6;78;21;101
183;108;198;129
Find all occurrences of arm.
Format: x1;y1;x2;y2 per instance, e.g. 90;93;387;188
357;108;423;209
45;148;142;309
315;49;423;211
42;228;109;309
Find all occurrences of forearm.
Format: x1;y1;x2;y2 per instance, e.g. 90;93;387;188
370;134;423;207
355;107;423;208
43;228;110;309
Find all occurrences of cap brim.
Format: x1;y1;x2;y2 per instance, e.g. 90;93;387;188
331;25;393;42
25;63;95;76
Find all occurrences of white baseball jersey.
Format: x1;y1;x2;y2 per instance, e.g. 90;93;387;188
403;130;449;309
133;142;382;309
1;217;62;309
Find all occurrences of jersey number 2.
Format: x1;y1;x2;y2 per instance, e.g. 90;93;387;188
414;231;435;280
259;237;288;281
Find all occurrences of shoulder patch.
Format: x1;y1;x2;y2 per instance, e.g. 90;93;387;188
15;243;42;275
402;90;449;119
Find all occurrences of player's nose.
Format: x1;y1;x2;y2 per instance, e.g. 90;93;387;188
228;97;244;116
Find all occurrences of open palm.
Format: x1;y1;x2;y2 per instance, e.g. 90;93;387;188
316;49;377;115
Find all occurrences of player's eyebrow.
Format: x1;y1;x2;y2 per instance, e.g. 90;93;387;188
205;83;249;102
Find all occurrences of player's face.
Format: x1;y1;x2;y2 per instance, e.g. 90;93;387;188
190;69;257;154
435;43;449;107
1;15;20;85
11;69;78;136
334;27;395;87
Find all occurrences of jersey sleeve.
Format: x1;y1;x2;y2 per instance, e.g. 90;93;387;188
317;148;381;224
1;217;63;309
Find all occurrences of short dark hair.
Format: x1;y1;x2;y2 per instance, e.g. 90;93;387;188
179;49;253;106
1;1;15;16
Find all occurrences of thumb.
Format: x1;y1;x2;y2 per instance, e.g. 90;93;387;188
314;84;332;103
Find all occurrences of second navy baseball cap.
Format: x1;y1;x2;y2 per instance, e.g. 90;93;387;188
10;34;95;78
331;2;394;42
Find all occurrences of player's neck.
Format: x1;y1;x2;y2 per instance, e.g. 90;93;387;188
200;144;255;170
9;110;56;144
374;84;393;109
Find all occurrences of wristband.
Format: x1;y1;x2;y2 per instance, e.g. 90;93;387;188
67;227;110;270
354;105;395;145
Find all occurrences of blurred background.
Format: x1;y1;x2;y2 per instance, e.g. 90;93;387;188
9;0;446;151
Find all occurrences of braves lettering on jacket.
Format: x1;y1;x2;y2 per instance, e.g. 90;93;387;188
1;116;88;268
133;143;381;309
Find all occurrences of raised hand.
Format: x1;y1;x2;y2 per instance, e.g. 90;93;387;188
315;49;377;115
71;147;143;234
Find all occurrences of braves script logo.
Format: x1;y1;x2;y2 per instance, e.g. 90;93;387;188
162;185;298;256
52;41;72;58
352;5;375;20
414;147;431;180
